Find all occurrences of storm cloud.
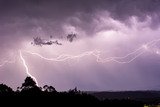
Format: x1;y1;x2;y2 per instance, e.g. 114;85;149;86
0;0;160;91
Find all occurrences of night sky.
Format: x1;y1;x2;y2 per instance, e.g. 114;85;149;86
0;0;160;91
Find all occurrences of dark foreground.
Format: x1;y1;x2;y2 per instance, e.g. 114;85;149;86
0;77;159;107
91;91;160;104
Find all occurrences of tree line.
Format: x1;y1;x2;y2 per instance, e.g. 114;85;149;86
0;76;144;107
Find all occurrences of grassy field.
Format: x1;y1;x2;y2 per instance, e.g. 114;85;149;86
144;104;160;107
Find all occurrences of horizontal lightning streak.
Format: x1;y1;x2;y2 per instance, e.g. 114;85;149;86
98;38;160;63
22;38;160;64
22;50;101;61
0;57;16;68
1;38;160;86
22;48;143;64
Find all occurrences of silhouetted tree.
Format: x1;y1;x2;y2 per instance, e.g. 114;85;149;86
43;85;56;92
68;87;81;94
20;77;41;95
0;84;13;96
21;77;36;89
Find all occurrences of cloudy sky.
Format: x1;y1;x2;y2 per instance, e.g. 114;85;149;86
0;0;160;91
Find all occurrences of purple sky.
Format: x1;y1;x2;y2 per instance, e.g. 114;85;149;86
0;0;160;91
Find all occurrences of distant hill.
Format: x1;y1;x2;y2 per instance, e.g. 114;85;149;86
90;91;160;104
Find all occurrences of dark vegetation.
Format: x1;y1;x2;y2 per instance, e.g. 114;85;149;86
0;77;159;106
91;91;160;105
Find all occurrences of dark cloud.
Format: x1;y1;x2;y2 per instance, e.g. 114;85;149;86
1;0;160;19
0;0;159;39
0;0;160;38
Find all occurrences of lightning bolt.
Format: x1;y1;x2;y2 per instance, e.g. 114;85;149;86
0;57;16;68
98;38;160;63
22;49;143;64
1;38;160;86
19;50;38;86
21;38;160;65
0;60;15;67
22;50;101;62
